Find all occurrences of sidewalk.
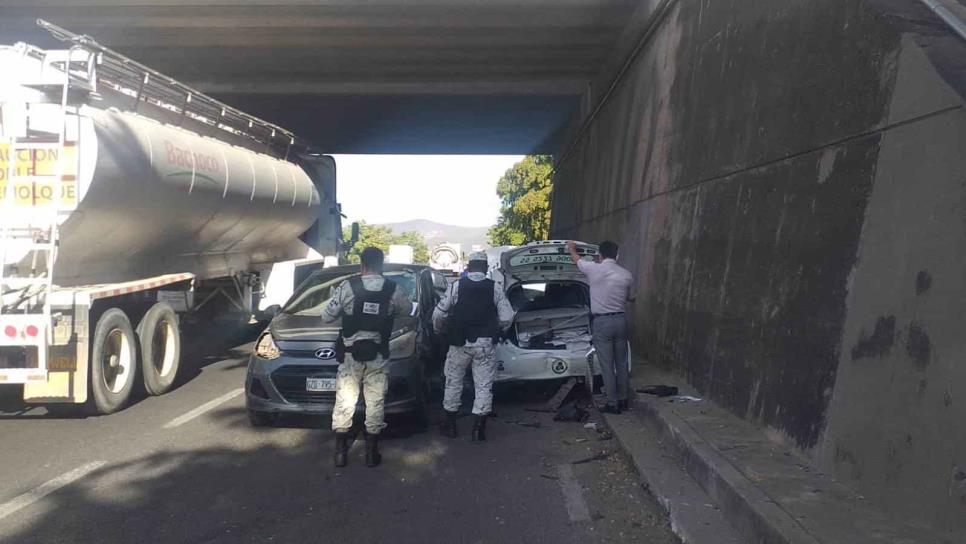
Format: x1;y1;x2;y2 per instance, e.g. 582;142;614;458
599;367;953;544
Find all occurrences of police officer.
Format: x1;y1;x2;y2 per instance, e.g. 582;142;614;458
433;252;514;441
323;247;413;467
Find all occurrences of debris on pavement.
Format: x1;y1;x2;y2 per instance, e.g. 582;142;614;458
669;395;702;403
572;451;612;465
528;377;579;412
553;400;590;422
636;385;679;397
507;418;542;428
583;422;600;431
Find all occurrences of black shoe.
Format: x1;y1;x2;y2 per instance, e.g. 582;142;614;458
618;400;629;412
601;404;621;415
441;410;459;438
334;432;348;468
365;432;382;467
471;414;487;442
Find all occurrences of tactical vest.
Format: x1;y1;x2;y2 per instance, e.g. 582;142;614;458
339;276;396;360
446;278;500;346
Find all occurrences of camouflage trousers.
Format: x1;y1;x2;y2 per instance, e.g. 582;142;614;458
443;343;496;415
331;355;389;435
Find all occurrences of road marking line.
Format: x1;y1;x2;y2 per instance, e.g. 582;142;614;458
0;461;106;521
557;464;592;523
163;388;244;429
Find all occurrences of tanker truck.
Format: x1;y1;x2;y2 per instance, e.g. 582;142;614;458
0;22;344;414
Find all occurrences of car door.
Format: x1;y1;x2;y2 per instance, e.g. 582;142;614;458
416;268;447;378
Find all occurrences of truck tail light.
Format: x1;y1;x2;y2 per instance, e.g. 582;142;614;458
3;326;15;338
25;325;39;338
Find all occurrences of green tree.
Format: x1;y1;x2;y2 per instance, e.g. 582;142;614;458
488;155;553;246
343;221;395;264
342;222;430;264
393;231;430;264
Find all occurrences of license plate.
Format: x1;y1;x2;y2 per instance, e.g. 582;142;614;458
306;377;337;392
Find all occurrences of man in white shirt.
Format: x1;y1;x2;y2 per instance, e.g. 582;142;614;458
567;240;635;414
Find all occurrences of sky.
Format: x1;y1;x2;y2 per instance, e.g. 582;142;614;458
333;155;524;227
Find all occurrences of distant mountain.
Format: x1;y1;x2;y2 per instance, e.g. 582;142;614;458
380;219;490;251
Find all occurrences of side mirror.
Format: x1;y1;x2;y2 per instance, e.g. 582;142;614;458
350;222;360;247
265;304;282;318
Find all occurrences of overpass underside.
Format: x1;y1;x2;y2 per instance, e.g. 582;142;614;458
551;0;966;536
0;0;642;154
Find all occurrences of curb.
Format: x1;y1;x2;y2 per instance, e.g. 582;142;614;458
630;398;818;544
601;405;745;543
605;394;951;544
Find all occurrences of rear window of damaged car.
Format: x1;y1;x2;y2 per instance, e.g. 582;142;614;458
506;281;589;312
282;271;417;316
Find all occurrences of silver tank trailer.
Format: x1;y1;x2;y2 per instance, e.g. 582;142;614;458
19;107;322;287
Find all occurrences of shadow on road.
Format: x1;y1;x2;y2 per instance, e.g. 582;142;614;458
0;382;587;544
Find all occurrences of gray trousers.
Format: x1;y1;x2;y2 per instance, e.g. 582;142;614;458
592;314;629;405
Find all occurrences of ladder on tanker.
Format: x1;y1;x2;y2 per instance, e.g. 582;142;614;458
0;44;94;380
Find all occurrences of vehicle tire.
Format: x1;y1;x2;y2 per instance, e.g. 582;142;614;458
248;409;277;427
137;302;182;396
90;309;138;415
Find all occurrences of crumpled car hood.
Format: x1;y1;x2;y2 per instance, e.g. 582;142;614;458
270;313;340;342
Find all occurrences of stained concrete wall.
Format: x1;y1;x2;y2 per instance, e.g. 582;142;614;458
550;0;966;534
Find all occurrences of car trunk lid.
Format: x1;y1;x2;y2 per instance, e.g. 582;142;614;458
500;241;598;285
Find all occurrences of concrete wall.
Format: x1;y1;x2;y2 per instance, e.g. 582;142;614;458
551;0;966;533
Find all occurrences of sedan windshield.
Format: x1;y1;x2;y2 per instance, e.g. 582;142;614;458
506;281;588;312
282;270;418;317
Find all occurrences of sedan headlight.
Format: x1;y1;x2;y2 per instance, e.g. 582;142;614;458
254;331;281;360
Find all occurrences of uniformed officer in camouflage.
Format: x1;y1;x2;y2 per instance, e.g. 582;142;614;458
323;247;413;467
433;252;514;441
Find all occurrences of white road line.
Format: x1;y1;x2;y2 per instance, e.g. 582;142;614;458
0;461;106;521
557;464;592;523
163;388;244;429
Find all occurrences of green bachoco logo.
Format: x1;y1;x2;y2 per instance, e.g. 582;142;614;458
551;358;568;375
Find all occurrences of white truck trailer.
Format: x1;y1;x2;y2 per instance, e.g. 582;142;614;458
387;244;415;265
0;21;343;414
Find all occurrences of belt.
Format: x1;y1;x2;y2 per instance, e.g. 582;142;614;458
592;312;624;317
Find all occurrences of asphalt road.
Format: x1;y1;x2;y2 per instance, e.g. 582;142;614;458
0;333;677;544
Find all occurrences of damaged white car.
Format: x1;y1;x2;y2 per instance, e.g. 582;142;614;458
491;241;631;383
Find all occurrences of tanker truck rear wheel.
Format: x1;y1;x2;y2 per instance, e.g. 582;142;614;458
138;302;181;396
90;309;138;415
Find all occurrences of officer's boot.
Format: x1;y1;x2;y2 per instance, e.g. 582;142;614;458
471;414;487;442
441;410;459;438
364;432;382;467
334;432;349;468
